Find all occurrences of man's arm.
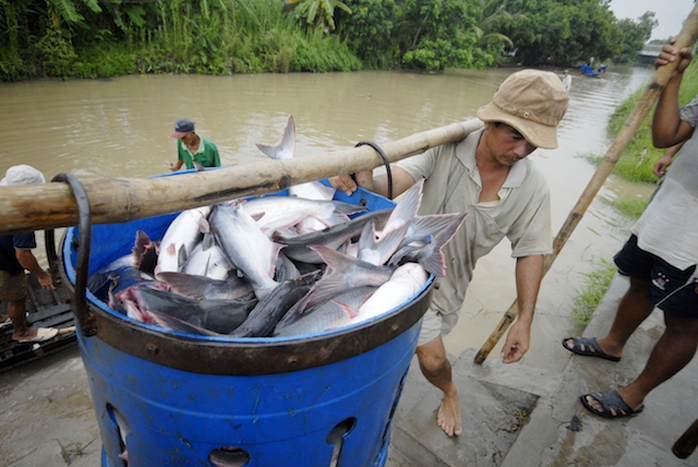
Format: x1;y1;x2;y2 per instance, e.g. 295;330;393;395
501;254;544;363
15;249;55;290
652;44;695;148
330;166;416;199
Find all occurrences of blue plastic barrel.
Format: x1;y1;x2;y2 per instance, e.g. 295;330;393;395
59;178;434;467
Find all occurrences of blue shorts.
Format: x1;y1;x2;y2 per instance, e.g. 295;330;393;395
614;235;698;319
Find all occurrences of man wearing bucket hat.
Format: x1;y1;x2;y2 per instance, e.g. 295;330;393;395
169;118;221;171
331;69;568;437
0;165;59;343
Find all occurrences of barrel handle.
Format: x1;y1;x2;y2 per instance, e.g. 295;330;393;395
355;140;393;200
49;173;96;337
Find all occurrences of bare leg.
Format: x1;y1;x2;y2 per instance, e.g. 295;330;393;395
8;298;38;340
416;335;462;436
564;276;654;359
584;313;698;413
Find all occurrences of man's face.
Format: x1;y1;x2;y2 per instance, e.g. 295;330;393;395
180;131;195;145
485;122;537;166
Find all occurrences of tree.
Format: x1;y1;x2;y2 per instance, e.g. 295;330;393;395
291;0;352;31
471;0;524;49
500;0;624;65
335;0;400;68
617;12;657;63
396;0;481;70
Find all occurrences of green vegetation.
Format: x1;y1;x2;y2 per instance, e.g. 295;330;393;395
0;0;663;81
572;259;617;326
606;197;649;221
582;54;698;185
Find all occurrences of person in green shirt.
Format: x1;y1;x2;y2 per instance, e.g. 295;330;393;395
169;118;221;171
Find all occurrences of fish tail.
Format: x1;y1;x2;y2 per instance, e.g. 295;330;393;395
389;178;424;225
419;212;467;277
255;115;295;160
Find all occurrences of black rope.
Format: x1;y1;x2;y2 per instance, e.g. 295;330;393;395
354;140;393;200
50;173;96;336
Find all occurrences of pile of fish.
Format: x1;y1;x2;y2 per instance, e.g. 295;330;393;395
87;116;467;338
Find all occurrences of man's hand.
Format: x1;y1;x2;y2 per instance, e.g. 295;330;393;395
654;153;674;177
37;271;56;291
500;319;531;364
329;170;373;196
655;40;693;73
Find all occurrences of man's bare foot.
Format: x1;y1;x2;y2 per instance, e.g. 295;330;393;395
437;384;462;436
13;328;38;341
13;327;58;343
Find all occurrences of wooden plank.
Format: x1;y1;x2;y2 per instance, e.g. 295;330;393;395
0;120;483;235
0;274;76;372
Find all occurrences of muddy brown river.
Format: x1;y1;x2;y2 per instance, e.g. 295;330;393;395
0;65;659;368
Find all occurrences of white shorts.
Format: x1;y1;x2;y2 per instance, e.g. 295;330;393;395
417;306;460;347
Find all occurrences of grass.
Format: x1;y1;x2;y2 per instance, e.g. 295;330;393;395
605;197;650;220
602;56;698;184
571;259;617;326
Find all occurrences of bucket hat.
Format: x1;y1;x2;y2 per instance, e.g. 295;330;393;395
0;165;46;186
171;118;195;138
477;69;569;149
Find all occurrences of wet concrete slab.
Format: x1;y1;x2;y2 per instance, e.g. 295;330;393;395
0;347;101;467
387;274;698;467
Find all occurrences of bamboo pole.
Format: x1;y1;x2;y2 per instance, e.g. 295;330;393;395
673;417;698;459
474;4;698;365
0;119;483;235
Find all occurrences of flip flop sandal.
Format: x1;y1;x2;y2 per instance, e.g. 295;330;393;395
580;390;644;419
561;337;621;362
14;327;58;343
0;316;12;328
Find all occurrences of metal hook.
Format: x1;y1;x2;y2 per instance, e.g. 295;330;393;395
49;173;96;337
354;141;393;200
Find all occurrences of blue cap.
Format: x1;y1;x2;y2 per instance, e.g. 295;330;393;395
171;118;195;138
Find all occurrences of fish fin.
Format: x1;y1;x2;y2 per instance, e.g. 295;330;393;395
200;232;216;250
405;213;463;243
268;242;285;278
359;221;409;266
323;212;351;227
193;161;206;172
331;200;369;216
418;212;467;277
418;248;447;277
132;230;158;274
255;115;295;160
157;271;209;300
246;211;265;223
132;230;149;260
305;244;393;306
146;308;221;336
276;245;357;326
176;244;188;270
384;178;424;233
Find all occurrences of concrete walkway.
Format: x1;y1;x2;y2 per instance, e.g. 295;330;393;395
387;274;698;467
1;274;697;466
